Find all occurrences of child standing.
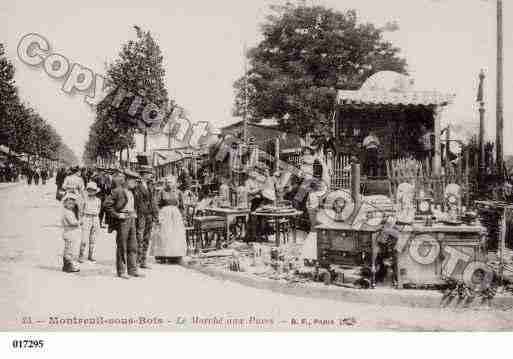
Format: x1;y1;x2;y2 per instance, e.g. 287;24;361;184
61;193;81;273
80;182;101;263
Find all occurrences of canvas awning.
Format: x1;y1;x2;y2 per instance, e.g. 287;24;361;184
337;90;455;107
152;150;183;166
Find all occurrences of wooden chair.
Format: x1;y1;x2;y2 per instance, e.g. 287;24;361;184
193;215;227;251
183;204;196;251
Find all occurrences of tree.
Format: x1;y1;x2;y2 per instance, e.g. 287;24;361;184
0;43;18;146
233;3;408;137
1;42;78;165
89;25;174;160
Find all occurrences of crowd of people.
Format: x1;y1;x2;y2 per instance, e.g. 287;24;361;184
0;162;19;183
56;165;188;278
0;162;54;184
52;145;329;278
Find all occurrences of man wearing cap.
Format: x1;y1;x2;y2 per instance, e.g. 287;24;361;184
133;166;158;269
104;170;145;279
94;168;112;228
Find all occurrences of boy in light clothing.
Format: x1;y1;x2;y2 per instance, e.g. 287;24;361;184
80;182;101;263
61;193;81;273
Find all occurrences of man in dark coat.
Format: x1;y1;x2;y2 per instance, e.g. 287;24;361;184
94;168;112;228
33;167;40;185
103;170;145;279
133;166;158;269
41;167;48;185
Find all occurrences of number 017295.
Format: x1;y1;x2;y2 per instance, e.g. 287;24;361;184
11;340;44;349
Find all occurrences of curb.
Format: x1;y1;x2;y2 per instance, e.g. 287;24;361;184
182;262;513;310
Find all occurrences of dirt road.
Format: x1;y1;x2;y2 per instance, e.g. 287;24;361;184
1;182;512;331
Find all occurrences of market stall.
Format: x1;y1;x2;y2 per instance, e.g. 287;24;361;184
332;71;455;180
314;162;488;290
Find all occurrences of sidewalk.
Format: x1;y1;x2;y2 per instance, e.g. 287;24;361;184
0;182;21;190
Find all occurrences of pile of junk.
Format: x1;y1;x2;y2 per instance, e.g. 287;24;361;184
189;164;513;299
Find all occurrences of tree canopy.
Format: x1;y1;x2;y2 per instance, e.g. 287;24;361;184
83;25;175;164
0;43;78;166
233;3;408;137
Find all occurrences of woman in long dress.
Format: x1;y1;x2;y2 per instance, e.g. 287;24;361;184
151;176;187;264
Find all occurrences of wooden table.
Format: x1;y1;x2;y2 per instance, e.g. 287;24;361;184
206;207;250;241
316;223;380;288
393;222;486;288
252;210;303;246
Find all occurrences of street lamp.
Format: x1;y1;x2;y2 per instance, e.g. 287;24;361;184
496;0;504;175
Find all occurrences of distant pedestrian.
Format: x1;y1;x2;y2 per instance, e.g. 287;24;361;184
61;193;81;273
79;182;101;263
41;167;48;185
26;167;33;185
34;168;41;185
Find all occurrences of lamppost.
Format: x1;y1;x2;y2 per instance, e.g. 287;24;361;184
496;0;504;175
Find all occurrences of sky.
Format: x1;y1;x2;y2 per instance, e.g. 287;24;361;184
1;0;512;160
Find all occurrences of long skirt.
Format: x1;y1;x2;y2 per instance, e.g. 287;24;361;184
151;205;187;258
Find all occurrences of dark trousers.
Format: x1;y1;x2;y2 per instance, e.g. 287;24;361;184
115;217;138;276
98;196;106;225
34;177;39;185
365;148;379;177
27;176;32;185
136;214;153;265
247;197;273;242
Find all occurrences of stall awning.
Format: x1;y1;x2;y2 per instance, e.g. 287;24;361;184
337;90;455;107
152;150;183;166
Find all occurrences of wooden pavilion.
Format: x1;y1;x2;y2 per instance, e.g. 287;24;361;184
333;71;455;179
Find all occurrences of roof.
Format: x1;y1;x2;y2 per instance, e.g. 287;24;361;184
337;71;455;107
220;121;302;150
221;120;280;131
337;90;455;107
152;147;207;166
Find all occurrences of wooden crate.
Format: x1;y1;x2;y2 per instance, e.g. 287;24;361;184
396;230;484;287
317;226;374;266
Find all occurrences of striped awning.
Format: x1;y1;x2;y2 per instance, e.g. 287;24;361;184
337;90;455;107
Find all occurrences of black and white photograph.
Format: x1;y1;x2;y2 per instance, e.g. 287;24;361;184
1;0;513;345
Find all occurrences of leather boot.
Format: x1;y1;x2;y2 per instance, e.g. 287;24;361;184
68;261;80;273
62;258;70;272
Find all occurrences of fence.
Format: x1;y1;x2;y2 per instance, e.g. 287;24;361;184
386;156;471;206
328;153;352;190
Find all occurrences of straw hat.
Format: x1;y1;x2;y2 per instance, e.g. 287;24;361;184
62;192;79;203
86;181;100;194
